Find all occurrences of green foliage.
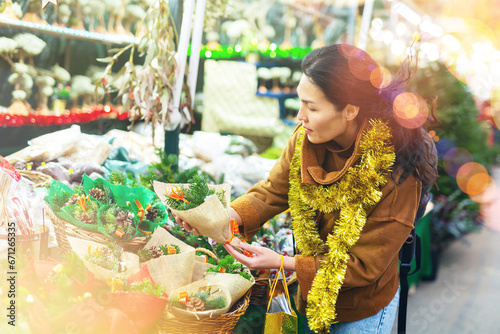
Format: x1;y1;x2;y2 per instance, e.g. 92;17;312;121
62;251;88;283
107;170;128;185
159;244;180;255
260;146;284;160
137;248;153;263
126;278;166;297
430;190;482;251
164;174;226;211
168;287;227;311
413;63;494;248
103;206;118;225
207;255;252;281
52;189;73;210
167;224;214;250
92;179;114;205
73;185;85;196
139;148;214;191
414;63;499;178
84;242;126;272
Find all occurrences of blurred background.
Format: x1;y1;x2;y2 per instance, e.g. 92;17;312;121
1;0;500;333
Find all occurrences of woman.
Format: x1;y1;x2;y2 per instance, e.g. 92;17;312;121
178;44;438;333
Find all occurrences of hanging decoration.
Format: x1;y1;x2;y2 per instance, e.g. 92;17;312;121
289;120;395;333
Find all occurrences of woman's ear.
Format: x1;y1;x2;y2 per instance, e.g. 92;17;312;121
344;104;360;121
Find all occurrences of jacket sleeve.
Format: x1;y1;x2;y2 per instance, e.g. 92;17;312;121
231;126;301;240
295;174;422;298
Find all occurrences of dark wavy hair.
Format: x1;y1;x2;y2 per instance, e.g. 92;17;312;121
301;44;438;190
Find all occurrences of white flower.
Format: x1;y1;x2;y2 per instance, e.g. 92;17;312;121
13;33;46;56
52;64;71;83
0;37;17;53
13;63;29;74
12;90;27;101
42;86;53;97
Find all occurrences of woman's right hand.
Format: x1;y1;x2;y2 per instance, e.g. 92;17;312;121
174;216;200;236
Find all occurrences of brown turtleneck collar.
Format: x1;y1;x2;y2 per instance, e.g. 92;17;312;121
300;121;369;185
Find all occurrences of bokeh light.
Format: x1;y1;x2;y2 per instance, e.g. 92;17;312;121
347;48;376;81
469;178;497;204
456;162;491;196
442;147;473;177
369;67;392;89
392;92;429;128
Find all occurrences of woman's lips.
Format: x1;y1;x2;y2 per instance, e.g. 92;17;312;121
303;126;313;134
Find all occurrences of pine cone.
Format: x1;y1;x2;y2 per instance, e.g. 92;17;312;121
116;210;133;227
88;188;105;201
64;196;77;207
148;246;163;259
186;297;205;312
146;208;159;222
77;212;95;225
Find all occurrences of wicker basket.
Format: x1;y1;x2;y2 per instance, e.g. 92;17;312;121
46;204;149;257
19;170;53;188
155;289;251;334
249;277;269;305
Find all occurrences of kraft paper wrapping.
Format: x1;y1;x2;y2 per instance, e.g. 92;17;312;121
191;255;216;282
205;272;255;309
153;181;233;244
67;237;140;281
143;227;196;294
168;279;231;319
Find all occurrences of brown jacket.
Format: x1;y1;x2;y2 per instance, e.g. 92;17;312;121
231;124;422;322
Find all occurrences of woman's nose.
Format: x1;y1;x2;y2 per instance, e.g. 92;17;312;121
297;107;306;122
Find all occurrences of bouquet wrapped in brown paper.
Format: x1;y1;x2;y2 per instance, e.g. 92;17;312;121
153;175;249;254
205;272;255;309
139;227;196;294
67;237;140;282
167;279;231;319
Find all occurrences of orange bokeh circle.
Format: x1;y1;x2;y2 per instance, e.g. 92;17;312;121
370;67;392;89
456;162;490;196
393;92;429;128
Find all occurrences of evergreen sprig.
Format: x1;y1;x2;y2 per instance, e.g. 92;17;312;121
168;287;227;311
207;255;252;281
164;174;226;211
159;244;180;255
107;170;127;185
126;278;166;297
52;188;73;210
84;242;126;273
139;149;214;191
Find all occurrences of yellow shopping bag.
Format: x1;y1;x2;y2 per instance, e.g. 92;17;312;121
263;255;298;334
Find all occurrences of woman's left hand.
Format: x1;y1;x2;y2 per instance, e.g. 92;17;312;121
224;242;283;271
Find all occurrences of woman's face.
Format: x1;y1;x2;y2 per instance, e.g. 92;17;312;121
296;74;357;147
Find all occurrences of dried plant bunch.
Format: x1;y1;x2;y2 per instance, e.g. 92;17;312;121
96;0;178;137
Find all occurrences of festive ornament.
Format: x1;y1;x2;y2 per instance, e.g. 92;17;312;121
289;120;395;332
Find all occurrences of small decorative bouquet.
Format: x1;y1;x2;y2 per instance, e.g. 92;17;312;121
98;204;138;240
207;255;253;281
82;241;140;281
153;175;250;255
139;227;196;295
137;244;180;263
167;280;231;319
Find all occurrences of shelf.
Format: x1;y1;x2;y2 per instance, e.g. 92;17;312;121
0;105;129;127
0;18;138;45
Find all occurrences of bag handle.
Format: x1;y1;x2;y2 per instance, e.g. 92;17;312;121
267;255;292;311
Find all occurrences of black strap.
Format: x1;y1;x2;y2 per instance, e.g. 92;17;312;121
398;199;427;334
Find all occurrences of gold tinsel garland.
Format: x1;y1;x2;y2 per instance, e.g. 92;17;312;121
288;119;396;333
